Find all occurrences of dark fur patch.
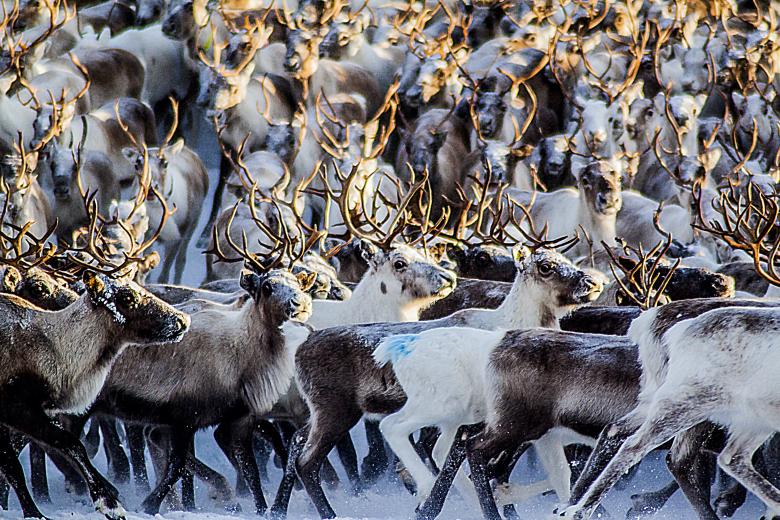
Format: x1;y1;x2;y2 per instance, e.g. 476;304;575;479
561;306;641;335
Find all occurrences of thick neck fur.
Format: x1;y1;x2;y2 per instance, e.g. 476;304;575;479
36;295;122;414
310;268;423;328
453;270;563;331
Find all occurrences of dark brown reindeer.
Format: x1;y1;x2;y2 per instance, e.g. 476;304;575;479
0;222;189;519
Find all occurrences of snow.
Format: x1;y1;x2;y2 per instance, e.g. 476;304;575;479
11;425;768;519
5;104;767;520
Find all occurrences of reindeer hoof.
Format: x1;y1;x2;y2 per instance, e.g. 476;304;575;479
95;497;127;520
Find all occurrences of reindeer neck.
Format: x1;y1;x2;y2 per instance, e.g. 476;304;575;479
339;272;421;323
578;194;617;247
492;272;561;329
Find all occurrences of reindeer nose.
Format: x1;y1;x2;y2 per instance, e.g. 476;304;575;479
285;57;301;72
438;270;457;289
162;18;175;35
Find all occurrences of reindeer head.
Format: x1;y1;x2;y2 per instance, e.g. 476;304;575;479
532;135;571;188
471;77;508;139
573;94;625;158
197;62;255;112
325;237;372;283
319;12;369;59
405;129;447;177
516;248;604;306
82;270;190;342
0;266;79;310
477;139;519;185
240;267;313;324
578;160;622;216
263;120;301;166
662;265;735;300
285;28;322;78
403;55;455;106
447;243;517;281
136;0;166;26
162;0;195;40
47;143;78;201
361;242;457;309
733;91;778;154
124;139;185;202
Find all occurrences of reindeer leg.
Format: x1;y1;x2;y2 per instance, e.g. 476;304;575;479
562;397;714;520
5;408;125;519
335;434;362;494
29;443;51;504
173;223;196;285
232;417;268;515
141;426;192;515
416;424;482;520
157;242;177;285
361;419;389;485
214;423;250;497
125;424;150;495
197;151;231;249
0;427;48;519
185;452;238;511
256;420;288;476
568;407;646;505
100;418;130;485
82;419;101;459
297;408;362;519
664;423;719;520
718;430;780;514
270;426;308;520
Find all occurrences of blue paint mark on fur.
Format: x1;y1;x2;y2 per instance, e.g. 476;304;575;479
373;334;419;366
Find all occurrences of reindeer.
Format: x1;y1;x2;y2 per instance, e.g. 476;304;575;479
271;239;603;518
319;9;405;93
0;263;189;519
123;104;208;284
1;145;54;241
395;107;470;222
90;232;314;516
506;159;623;262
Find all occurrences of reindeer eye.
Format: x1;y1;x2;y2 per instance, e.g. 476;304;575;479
538;263;553;277
118;291;137;307
393;260;407;271
262;282;274;297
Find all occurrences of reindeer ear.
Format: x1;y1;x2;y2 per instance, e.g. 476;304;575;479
622;80;644;107
167;138;185;155
122;147;141;166
512;246;530;263
296;271;317;291
1;266;22;293
239;268;261;295
427;243;448;262
358;239;379;263
83;270;107;298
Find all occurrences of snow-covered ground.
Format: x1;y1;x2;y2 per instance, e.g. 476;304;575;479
5;116;767;520
13;425;769;519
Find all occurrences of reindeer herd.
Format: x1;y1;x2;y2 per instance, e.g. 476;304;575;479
0;0;779;518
